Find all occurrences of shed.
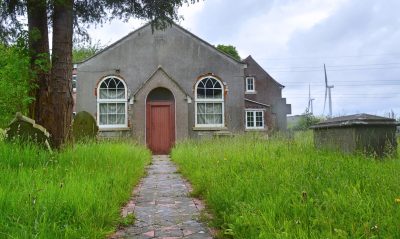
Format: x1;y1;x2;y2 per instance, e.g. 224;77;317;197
310;114;398;157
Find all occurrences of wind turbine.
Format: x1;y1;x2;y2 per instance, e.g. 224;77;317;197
307;84;315;114
323;64;334;118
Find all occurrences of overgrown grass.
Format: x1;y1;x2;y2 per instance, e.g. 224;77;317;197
0;141;150;238
171;132;400;238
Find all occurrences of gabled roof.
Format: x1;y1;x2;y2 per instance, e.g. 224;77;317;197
243;55;284;88
77;22;245;66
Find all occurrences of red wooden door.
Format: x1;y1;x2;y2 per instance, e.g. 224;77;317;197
146;101;175;154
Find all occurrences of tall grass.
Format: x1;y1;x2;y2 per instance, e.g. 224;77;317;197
172;132;400;238
0;141;150;238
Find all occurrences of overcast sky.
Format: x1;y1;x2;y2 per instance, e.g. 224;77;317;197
86;0;400;117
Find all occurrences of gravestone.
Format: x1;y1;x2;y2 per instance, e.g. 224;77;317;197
5;112;52;151
72;111;98;142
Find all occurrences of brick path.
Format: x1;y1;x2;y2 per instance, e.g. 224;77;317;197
112;155;213;239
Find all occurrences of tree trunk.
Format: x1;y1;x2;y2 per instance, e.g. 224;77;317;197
27;0;50;124
48;0;74;148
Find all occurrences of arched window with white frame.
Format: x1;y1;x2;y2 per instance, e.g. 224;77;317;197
195;76;224;127
97;76;128;128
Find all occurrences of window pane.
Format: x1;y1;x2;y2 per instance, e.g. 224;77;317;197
100;81;108;89
205;79;214;88
247;78;254;91
99;89;108;99
108;103;117;113
108;78;117;88
205;114;213;124
213;89;222;99
117;114;125;124
117;103;125;113
99;103;107;113
116;89;125;99
214;103;222;113
206;103;213;113
256;111;263;127
247;112;254;127
197;88;205;99
198;103;205;114
109;114;117;124
197;114;205;124
214;114;223;124
117;81;125;89
99;115;107;125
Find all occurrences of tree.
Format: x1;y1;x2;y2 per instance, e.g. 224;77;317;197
292;111;322;131
0;42;32;128
0;0;198;148
73;42;104;63
216;44;241;61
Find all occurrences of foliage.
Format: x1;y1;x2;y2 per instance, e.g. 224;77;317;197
1;0;200;43
0;128;4;141
216;44;241;61
292;113;323;131
73;41;104;63
0;43;32;128
0;141;151;238
172;132;400;238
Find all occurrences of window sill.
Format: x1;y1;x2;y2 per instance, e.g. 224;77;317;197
193;126;228;131
99;127;130;132
245;91;257;94
245;128;267;132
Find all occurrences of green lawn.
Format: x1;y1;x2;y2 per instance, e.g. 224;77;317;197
0;141;150;238
171;132;400;239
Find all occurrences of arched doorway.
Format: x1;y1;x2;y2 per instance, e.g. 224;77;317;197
146;87;175;154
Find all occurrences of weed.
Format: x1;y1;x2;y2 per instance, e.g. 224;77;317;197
0;141;150;238
171;132;400;238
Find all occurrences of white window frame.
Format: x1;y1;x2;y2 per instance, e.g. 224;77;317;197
195;76;225;128
246;77;255;93
72;74;77;93
245;109;265;129
96;76;128;129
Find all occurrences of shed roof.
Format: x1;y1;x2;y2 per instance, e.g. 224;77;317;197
310;114;399;129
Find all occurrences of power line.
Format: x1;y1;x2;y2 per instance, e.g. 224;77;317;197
267;62;400;70
269;66;400;72
284;83;400;86
258;53;400;61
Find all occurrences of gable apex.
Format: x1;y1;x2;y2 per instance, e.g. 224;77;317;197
244;55;284;88
133;66;189;98
77;22;246;67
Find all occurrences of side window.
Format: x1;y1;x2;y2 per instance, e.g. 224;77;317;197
246;77;255;93
72;75;77;92
97;76;128;128
246;110;264;129
195;76;224;127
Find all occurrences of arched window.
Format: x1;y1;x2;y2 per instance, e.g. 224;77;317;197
195;76;224;127
97;76;128;128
